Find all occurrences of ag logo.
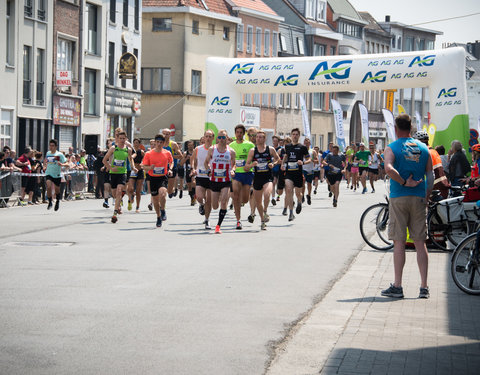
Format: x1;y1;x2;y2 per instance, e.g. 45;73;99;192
228;63;254;74
211;96;230;106
361;71;387;83
437;87;457;98
309;60;352;80
408;55;435;68
274;74;299;86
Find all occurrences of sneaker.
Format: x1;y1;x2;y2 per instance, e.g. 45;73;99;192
204;220;211;230
111;211;118;223
117;207;123;214
27;201;34;205
264;213;270;223
103;201;110;209
248;213;255;223
288;212;295;222
174;189;178;197
381;283;404;298
236;221;242;230
54;200;60;211
329;192;333;198
296;201;302;214
362;187;367;194
302;195;305;203
306;195;311;205
128;201;132;211
190;198;196;206
419;287;430;299
161;210;167;221
261;221;267;230
350;185;353;190
372;189;375;193
276;196;280;201
136;208;140;213
314;189;317;195
271;198;276;206
148;203;153;211
179;190;183;199
168;193;173;199
156;216;162;228
229;203;234;210
199;204;205;216
47;200;53;210
215;225;222;234
282;207;288;216
333;199;337;207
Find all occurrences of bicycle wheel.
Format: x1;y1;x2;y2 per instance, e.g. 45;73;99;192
360;203;393;251
447;220;470;247
451;233;480;295
427;212;449;251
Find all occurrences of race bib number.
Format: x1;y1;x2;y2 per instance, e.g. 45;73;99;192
352;162;359;167
198;168;208;176
214;169;226;178
153;166;165;175
332;167;341;174
256;162;268;171
47;156;56;163
113;159;125;167
236;160;246;167
287;162;298;170
130;171;138;177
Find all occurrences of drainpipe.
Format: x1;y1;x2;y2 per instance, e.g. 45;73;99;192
78;0;84;152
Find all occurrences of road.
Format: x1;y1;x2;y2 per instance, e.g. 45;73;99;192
0;181;384;374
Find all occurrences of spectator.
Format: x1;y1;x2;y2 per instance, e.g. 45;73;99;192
15;146;34;204
31;151;44;204
448;140;471;186
93;148;106;199
435;145;449;180
86;149;97;193
0;151;12;171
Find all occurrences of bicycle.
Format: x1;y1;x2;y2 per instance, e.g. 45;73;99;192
451;229;480;295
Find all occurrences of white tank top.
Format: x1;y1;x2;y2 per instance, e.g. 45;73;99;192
303;149;314;173
196;145;210;178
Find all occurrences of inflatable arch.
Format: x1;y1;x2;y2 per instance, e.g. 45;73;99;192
205;47;468;150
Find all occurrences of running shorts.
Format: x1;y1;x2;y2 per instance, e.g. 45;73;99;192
210;180;231;192
46;175;61;187
368;168;379;175
359;166;369;175
326;172;343;185
253;173;273;191
168;166;177;179
110;174;127;189
277;170;286;190
130;169;144;181
303;171;314;184
150;176;168;196
177;166;185;179
313;171;320;179
285;171;304;188
196;177;210;190
233;172;253;186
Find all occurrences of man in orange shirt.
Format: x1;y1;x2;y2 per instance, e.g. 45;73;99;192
141;134;173;227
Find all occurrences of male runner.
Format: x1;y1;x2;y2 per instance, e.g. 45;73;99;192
355;143;370;194
323;145;346;207
141;134;173;227
271;135;282;205
313;146;321;194
103;131;137;223
192;130;214;229
204;130;236;234
245;131;280;230
321;142;333;197
43;139;69;211
127;138;145;212
180;140;196;206
161;128;181;197
368;143;382;193
246;127;258;223
229;124;255;229
302;138;317;205
146;138;155;211
282;128;310;221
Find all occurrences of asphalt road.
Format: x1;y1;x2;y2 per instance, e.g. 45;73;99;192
0;181;384;375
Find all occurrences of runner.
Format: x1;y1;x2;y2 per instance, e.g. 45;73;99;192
161;128;181;198
191;130;214;229
278;137;290;216
321;143;333;198
146;138;155;211
43;139;69;211
245;131;280;230
180;140;196;206
246;127;258;224
271;135;282;205
355;143;370;194
127;138;145;212
103;131;136;223
229;124;255;230
368;143;382;193
313;146;321;194
345;144;355;189
282;128;310;221
350;144;359;191
323;145;346;207
140;134;173;227
204;130;236;234
302;138;317;205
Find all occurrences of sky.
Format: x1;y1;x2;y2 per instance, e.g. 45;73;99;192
348;0;480;47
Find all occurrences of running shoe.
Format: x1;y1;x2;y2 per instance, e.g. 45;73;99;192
296;201;302;214
419;287;430;299
236;221;242;230
306;195;311;205
276;196;280;201
148;203;153;211
248;213;255;223
215;225;222;234
229;203;234;210
191;198;195;206
168;193;173;199
179;190;183;199
54;200;60;211
199;204;205;216
47;200;53;210
264;213;270;222
128;201;132;211
302;195;305;203
333;199;337;207
381;283;404;298
136;207;140;213
362;187;367;194
372;189;375;193
156;216;162;228
161;210;167;221
350;185;353;190
261;221;267;230
328;192;332;198
103;201;110;208
204;220;212;230
271;198;276;206
118;207;123;214
314;189;317;195
174;189;178;197
288;212;295;221
282;207;287;216
111;211;118;223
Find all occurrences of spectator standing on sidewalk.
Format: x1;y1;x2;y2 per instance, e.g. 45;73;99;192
448;140;471;186
15;146;34;204
382;114;433;299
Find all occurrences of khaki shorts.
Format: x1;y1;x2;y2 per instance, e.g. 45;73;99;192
388;196;427;242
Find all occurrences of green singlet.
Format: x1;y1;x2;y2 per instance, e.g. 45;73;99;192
229;140;255;173
110;146;129;174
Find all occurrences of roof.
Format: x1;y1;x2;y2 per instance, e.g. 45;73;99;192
142;0;231;16
328;0;364;22
378;21;443;36
262;0;307;28
228;0;277;17
359;11;390;37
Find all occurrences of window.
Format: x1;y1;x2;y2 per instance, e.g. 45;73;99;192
330;46;336;55
279;34;287;52
246;26;253;53
417;38;425;51
338;21;362;38
57;38;75;74
24;0;32;17
426;40;434;50
0;110;13;148
272;31;278;56
244;94;251;105
297;38;304;55
294;94;299;109
84;69;97;115
121;45;127;88
192;20;199;35
23;45;32;104
317;0;326;22
236;24;244;51
36;48;44;105
37;0;45;21
134;0;139;30
86;3;98;54
397;35;402;49
313;43;325;56
108;42;115;85
286;93;291;108
141;68;171;92
6;0;15;66
270;94;276;108
255;28;262;55
264;29;270;56
152;18;172;32
313;93;324;110
305;0;315;19
208;23;215;35
223;27;230;40
123;0;128;27
191;70;201;94
279;93;284;108
253;94;259;105
405;36;414;51
391;35;396;49
133;49;138;90
110;0;115;23
262;93;268;107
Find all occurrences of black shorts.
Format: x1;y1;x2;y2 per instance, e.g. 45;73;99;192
126;170;131;182
130;169;144;181
150;176;168;196
285;171;304;188
145;173;151;182
359;166;369;175
177;166;185;179
210;181;231;192
314;171;320;179
21;175;35;193
253;173;273;191
46;175;61;187
196;177;210;190
103;171;111;184
346;163;352;172
327;172;343;185
185;171;192;184
277;170;286;190
368;168;379;175
303;171;314;184
168;166;177;179
110;173;127;189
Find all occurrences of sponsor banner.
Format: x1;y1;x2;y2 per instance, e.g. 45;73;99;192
299;94;310;139
369;129;387;138
331;99;346;151
382;109;396;142
53;96;81;126
239;106;260;127
358;103;370;145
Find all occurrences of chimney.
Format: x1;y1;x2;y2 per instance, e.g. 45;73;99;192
385;15;391;22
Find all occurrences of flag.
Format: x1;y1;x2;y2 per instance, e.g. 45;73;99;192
358;103;369;145
397;104;406;115
415;111;422;132
382;109;396;142
299;94;310;139
330;99;346;151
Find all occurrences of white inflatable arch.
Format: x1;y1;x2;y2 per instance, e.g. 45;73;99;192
205;47;468;149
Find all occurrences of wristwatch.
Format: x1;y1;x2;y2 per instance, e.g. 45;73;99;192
402;179;407;186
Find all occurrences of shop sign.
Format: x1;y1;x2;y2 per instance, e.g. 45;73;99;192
119;52;137;79
53;96;81;126
56;70;72;87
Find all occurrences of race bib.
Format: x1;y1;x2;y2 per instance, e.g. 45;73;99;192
47;156;56;163
288;162;298;170
214;169;226;178
198;168;208;176
130;171;138;177
256;162;268;171
153;166;165;175
113;159;125;167
236;160;246;167
332;167;341;174
352;162;359;167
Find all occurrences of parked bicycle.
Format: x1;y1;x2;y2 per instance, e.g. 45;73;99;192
451;228;480;295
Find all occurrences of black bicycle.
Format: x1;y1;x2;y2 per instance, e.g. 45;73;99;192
451;230;480;295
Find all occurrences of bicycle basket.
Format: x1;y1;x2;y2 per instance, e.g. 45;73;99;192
437;196;467;223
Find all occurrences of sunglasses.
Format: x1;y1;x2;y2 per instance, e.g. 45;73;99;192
217;136;226;139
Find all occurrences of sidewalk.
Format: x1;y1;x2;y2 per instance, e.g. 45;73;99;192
266;247;480;375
